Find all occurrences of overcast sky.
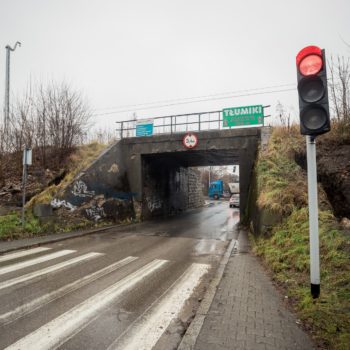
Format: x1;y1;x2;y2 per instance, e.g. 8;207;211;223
1;0;349;131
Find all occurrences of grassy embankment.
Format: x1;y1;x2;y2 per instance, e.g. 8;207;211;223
251;126;350;349
0;142;108;240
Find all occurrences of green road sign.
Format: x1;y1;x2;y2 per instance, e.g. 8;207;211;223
223;105;264;127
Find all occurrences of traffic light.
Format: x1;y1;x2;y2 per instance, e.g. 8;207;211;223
296;46;330;136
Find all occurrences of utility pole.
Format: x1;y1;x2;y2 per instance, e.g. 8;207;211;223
3;42;21;142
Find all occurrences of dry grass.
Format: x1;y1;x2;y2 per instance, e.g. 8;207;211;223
27;142;108;206
253;208;350;349
257;127;313;216
252;125;350;349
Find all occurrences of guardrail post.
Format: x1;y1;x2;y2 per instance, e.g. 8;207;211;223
120;121;124;139
198;114;201;130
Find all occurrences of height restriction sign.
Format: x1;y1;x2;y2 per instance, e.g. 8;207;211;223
183;133;198;149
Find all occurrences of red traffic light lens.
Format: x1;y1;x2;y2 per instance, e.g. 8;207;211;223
296;46;323;76
299;55;323;76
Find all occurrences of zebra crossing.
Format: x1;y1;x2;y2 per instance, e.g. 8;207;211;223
0;245;210;350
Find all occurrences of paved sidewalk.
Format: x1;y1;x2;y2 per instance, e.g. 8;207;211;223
182;230;315;350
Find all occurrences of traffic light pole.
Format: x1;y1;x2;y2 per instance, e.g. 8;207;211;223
306;136;320;298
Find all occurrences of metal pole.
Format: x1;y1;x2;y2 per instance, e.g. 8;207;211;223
4;48;10;132
306;136;320;298
22;148;27;226
3;42;21;140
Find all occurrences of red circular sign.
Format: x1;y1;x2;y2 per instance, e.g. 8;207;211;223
183;133;198;149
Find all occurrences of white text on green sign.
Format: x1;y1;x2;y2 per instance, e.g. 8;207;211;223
223;105;263;127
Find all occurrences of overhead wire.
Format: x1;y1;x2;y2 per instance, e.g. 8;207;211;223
92;83;296;114
92;85;296;117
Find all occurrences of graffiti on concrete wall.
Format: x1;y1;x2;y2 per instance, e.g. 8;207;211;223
146;195;162;212
51;198;76;211
72;180;95;198
86;206;105;221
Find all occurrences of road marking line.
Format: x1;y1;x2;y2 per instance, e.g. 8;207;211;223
0;250;75;276
109;263;210;350
0;252;103;291
0;256;138;325
5;259;168;350
0;247;52;263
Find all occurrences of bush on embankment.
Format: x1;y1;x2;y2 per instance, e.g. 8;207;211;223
0;142;109;240
251;126;350;350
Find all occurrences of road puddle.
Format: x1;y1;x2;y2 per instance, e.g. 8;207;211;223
192;240;222;256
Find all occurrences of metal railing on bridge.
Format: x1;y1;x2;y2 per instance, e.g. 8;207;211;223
116;107;270;139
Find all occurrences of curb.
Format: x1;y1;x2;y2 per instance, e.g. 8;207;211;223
178;238;237;350
0;224;119;255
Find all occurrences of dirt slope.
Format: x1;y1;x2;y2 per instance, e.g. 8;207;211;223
317;141;350;219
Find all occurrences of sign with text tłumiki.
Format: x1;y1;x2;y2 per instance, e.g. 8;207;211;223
222;105;264;127
136;119;154;136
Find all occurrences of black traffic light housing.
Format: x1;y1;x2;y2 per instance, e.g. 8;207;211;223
296;46;330;136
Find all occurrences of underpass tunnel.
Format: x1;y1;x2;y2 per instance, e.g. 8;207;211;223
141;150;242;220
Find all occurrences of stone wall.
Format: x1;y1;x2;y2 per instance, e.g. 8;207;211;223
188;168;205;209
141;159;204;219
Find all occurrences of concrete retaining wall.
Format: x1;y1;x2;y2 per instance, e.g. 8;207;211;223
246;127;283;235
54;141;135;223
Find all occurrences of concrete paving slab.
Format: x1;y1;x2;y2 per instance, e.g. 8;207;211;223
179;229;315;350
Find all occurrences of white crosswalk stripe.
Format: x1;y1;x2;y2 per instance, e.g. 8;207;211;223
0;252;103;291
0;256;138;325
109;263;209;350
5;259;169;350
0;249;75;275
0;247;51;263
1;247;212;350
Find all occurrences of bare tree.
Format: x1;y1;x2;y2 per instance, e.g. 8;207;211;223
275;101;292;130
40;82;91;161
0;81;91;168
329;56;350;124
88;127;117;145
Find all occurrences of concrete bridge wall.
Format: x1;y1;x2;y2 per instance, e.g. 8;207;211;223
56;127;262;222
122;128;260;219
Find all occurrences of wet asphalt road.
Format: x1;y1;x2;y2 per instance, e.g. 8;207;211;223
0;201;239;350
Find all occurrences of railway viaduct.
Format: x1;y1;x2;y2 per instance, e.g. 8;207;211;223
58;127;267;221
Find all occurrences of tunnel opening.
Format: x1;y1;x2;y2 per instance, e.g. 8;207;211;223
141;149;241;220
122;128;260;222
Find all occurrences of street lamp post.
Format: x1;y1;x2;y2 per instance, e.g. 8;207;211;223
3;41;21;141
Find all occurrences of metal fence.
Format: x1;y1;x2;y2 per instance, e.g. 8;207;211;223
116;107;270;139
